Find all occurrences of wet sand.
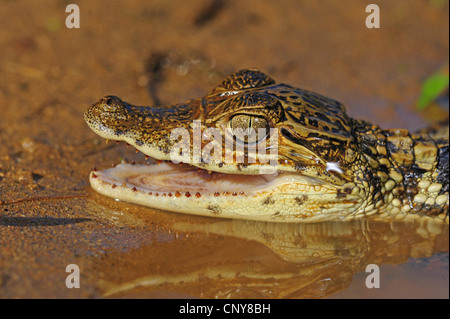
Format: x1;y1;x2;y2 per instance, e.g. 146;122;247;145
0;0;448;298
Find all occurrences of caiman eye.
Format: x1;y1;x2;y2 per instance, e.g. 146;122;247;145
229;114;270;144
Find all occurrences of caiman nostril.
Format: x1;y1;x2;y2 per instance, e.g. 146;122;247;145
101;95;124;112
105;95;121;103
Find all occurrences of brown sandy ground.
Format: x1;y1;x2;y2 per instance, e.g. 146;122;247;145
0;0;448;298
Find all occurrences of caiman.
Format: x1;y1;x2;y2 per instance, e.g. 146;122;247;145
84;69;449;223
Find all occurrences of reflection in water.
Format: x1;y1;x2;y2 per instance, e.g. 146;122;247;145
90;198;448;298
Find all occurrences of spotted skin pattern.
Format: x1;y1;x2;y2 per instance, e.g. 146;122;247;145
85;69;449;223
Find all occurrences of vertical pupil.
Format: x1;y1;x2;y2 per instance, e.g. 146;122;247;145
231;115;268;143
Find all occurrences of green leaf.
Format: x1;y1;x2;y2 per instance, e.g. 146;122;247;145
417;73;449;110
45;17;62;32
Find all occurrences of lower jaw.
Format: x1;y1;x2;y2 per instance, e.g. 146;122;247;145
88;162;362;222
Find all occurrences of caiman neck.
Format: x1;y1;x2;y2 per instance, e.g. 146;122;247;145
352;118;449;220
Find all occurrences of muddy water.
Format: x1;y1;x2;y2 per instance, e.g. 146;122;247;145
0;0;448;298
88;193;449;298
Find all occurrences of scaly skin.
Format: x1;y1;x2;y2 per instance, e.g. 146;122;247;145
84;69;449;223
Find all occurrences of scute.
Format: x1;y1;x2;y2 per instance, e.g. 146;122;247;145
209;68;276;94
271;86;353;142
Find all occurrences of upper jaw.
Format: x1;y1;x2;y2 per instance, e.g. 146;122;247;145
85;96;351;185
86;115;350;184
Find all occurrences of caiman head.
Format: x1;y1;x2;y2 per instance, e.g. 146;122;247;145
84;69;377;222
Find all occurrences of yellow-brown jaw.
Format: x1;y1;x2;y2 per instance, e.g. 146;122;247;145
85;69;448;222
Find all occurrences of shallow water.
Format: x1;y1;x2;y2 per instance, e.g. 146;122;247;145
88;194;449;298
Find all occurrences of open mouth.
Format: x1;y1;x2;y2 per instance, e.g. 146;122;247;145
90;156;328;199
87;140;362;222
92;160;276;197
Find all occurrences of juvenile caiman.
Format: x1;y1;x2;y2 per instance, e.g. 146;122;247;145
84;69;449;223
